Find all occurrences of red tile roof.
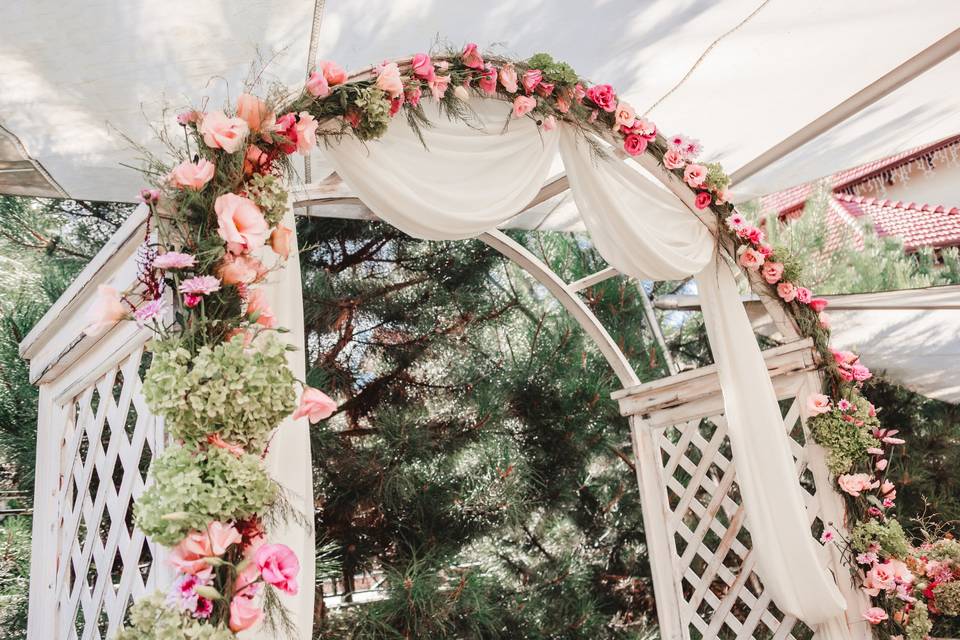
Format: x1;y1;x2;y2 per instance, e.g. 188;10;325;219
833;193;960;252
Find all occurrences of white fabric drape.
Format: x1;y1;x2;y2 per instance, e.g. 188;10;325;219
318;98;850;635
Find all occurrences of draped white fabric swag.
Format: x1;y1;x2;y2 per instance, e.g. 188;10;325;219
309;98;849;635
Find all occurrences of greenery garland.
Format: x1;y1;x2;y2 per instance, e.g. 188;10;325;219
88;42;954;638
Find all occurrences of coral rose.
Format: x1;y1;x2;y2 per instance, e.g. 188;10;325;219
461;43;485;70
293;387;338;423
837;473;877;497
376;62;404;99
169;530;213;575
207;521;242;556
862;607;889;625
512;95;537;118
499;64;518;93
218;253;266;286
215;193;268;255
168;159;215;190
737;246;765;270
806;393;832;415
199;110;249;154
613;101;635;131
663;149;685;170
319;60;347;86
246;288;276;328
84;285;129;336
229;595;262;632
236;93;275;133
254;543;300;595
777;282;797;302
305;71;329;98
270;225;294;259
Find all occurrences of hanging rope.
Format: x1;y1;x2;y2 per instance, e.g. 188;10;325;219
643;0;774;116
304;0;327;183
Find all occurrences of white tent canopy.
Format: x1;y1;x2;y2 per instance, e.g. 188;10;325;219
1;1;959;205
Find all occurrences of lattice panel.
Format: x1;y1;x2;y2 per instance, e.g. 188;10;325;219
657;393;830;640
52;345;163;640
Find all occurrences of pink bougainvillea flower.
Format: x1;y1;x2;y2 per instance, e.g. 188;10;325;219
306;71;330;98
199;110;249;154
776;282;797;302
411;53;435;81
761;261;784;284
511;95;537;118
207;521;243;556
478;65;497;95
167;159;216;191
623;134;647;157
522;68;543;94
295;112;318;155
293;387;338;423
683;164;707;188
862;607;889;625
246;288;276;328
376;62;404;99
663;149;686;170
585;84;616;112
318;60;347;86
84;285;129;336
179;275;221;297
254;543;301;595
134;298;166;327
613;101;635;131
229;595;262;632
694;192;712;210
428;75;451;101
499;64;518;93
153;251;196;270
236;93;275;134
737;246;765;270
218;253;266;286
270;225;294;259
215;193;268;255
807;393;831;415
461;43;485;69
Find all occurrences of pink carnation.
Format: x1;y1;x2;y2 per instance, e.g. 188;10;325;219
179;275;221;296
153;251;196;270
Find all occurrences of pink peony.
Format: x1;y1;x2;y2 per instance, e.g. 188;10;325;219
215;193;268;255
319;60;347;86
153;251;196;270
293;387;338;423
376;62;404;99
254;543;300;595
306;71;330;98
207;521;242;556
809;297;829;312
84;285;129;336
229;595;262;632
585;84;616;112
683;164;707;188
246;288;276;328
837;473;877;497
807;393;832;415
522;69;543;94
295;112;318;155
428;75;450;101
179;275;221;296
499;64;518;93
694;192;712;210
270;225;294;259
862;607;889;625
218;253;266;286
461;43;484;70
199;111;249;154
478;65;497;94
623;134;647;157
411;53;435;81
168;159;215;190
512;95;537;118
761;261;784;284
663;149;686;170
777;282;797;302
737;246;765;270
236;93;275;134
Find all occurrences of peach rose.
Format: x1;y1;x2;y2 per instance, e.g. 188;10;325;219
293;387;337;423
199;110;249;154
295;112;318;155
512;95;537;118
218;253;266;286
84;285;129;336
663;149;686;170
806;393;832;415
168;158;215;190
376;62;404;99
305;71;329;98
683;163;707;188
837;473;877;497
499;64;518;93
270;225;294;259
229;595;262;632
862;607;889;625
761;261;784;284
215;193;268;254
737;246;765;270
613;101;635;131
236;93;275;133
777;282;797;302
246;288;276;328
319;60;347;86
428;75;450;101
207;521;242;556
169;530;213;575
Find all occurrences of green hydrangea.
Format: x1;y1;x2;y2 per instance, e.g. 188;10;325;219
142;335;296;450
927;537;960;563
704;162;731;192
116;593;235;640
933;580;960;615
809;405;878;474
135;445;277;546
245;173;289;227
851;518;910;559
905;601;932;640
526;53;579;85
354;87;391;141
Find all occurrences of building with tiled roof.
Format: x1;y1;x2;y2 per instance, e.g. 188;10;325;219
760;135;960;253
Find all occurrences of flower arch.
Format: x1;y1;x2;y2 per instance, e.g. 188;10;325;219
99;43;949;640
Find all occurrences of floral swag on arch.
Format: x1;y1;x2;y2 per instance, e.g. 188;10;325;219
85;43;959;639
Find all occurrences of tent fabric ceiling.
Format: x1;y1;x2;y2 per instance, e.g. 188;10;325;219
1;1;959;206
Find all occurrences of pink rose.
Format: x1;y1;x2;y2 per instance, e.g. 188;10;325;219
573;83;586;102
613;101;635;131
218;253;266;286
319;60;347;86
293;387;337;423
499;64;518;93
215;193;268;255
229;595;262;632
168;158;215;190
806;393;832;415
795;286;812;304
478;65;497;94
199;110;249;154
295;112;318;155
809;298;829;312
585;84;616;112
623;134;647;157
153;251;196;270
236;93;275;133
888;559;913;584
535;81;554;97
777;282;796;302
376;62;404;99
169;530;214;575
246;288;276;328
683;163;707;188
411;53;435;80
405;86;422;107
461;43;484;69
662;149;685;170
694;192;712;210
737;246;765;270
761;261;784;284
522;68;543;94
270;225;294;259
305;71;329;98
428;75;450;101
542;115;557;131
837;473;877;497
254;543;300;595
84;285;129;336
862;607;889;625
512;95;537;118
